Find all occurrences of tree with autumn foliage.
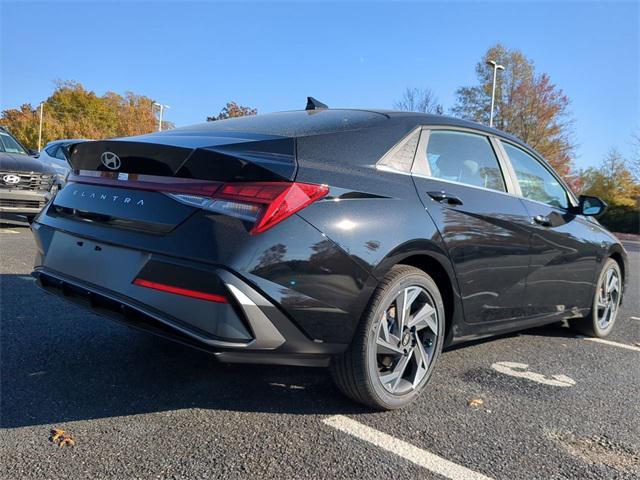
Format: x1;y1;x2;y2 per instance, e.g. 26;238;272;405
207;102;257;121
580;148;640;207
452;44;576;183
0;81;171;150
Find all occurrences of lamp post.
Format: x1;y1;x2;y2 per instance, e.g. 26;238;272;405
487;60;504;128
37;102;44;151
153;103;170;131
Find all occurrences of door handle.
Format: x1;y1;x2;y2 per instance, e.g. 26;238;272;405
532;214;552;227
427;191;463;206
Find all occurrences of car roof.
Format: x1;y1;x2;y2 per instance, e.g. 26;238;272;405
157;108;530;150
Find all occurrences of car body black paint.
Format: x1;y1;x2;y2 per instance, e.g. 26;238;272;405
31;109;628;366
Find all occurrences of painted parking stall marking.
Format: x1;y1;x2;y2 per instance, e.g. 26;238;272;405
491;362;576;387
583;337;640;352
323;415;493;480
630;316;640;321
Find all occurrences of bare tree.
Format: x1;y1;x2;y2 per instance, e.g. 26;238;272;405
394;87;443;114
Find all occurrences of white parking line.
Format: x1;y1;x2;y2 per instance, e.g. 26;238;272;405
323;415;493;480
584;337;640;352
630;316;640;321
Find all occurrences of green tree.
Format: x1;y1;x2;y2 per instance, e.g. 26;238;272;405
207;101;257;121
452;44;575;179
0;80;171;149
394;87;443;114
581;148;640;207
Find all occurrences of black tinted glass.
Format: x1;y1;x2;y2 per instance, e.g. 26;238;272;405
426;131;506;192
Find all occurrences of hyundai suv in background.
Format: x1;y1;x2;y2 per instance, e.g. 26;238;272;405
0;127;58;223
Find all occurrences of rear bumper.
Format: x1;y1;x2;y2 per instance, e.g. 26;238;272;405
0;190;49;214
31;226;346;366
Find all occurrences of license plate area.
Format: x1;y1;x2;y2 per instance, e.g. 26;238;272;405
43;231;148;291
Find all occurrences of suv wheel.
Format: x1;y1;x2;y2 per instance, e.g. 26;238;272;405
569;258;622;338
331;265;445;409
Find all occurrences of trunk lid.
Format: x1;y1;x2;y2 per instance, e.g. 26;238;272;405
53;132;297;233
67;132;296;181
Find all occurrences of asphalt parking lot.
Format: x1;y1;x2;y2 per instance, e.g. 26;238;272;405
1;220;639;479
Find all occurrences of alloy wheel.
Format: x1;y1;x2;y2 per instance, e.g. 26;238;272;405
375;286;439;395
597;266;620;330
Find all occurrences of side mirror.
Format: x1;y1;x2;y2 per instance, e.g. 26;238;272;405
28;149;40;158
578;195;607;216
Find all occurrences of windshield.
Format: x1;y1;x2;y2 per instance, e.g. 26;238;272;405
0;131;28;155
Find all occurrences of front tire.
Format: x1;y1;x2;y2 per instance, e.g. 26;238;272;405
330;265;445;410
569;258;622;338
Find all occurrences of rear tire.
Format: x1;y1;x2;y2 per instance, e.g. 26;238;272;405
569;258;622;338
330;265;445;410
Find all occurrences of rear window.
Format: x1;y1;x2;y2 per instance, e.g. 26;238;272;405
169;110;388;138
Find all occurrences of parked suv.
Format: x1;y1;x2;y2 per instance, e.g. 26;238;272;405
0;127;58;222
31;105;627;409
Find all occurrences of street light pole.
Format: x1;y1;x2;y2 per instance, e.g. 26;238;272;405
38;102;44;151
487;60;505;128
154;103;170;132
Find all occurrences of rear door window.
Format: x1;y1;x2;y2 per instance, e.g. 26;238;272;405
45;145;60;158
503;143;569;209
425;130;506;192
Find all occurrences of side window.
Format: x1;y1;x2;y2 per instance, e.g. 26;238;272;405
503;143;569;209
54;146;68;160
425;130;506;192
45;145;59;158
378;129;419;172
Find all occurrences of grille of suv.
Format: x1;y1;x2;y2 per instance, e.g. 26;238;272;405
0;198;45;209
0;172;53;191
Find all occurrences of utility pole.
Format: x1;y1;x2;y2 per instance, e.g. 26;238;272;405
154;103;170;131
38;102;44;151
487;60;504;128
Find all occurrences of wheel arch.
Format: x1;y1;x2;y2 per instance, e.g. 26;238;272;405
608;247;626;282
371;240;463;346
607;245;628;302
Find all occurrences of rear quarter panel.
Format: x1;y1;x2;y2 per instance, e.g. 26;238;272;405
295;127;466;344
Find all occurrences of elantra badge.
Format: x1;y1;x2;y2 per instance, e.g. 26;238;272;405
2;174;21;185
100;151;121;170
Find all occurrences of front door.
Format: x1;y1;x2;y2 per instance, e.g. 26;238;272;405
411;129;532;324
500;141;599;320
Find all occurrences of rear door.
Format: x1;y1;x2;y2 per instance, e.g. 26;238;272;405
499;141;599;319
410;128;532;324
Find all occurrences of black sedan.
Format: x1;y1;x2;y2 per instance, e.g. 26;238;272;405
30;102;627;409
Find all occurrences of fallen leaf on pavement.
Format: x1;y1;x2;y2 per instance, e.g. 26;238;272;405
467;398;484;408
49;428;75;448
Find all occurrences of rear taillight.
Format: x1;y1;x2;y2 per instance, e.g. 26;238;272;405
217;182;329;234
163;182;328;234
68;173;328;234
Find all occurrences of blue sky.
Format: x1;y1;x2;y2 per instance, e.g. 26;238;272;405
2;1;638;169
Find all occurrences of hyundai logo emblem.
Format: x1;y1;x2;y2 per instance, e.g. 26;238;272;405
100;151;121;170
2;174;21;185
